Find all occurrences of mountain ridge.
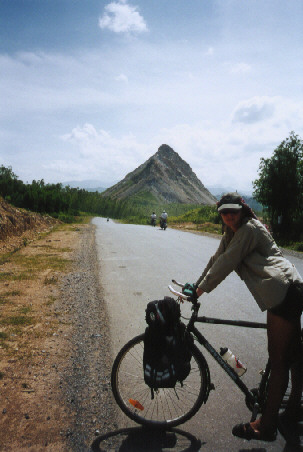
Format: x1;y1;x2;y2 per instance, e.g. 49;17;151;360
102;144;217;205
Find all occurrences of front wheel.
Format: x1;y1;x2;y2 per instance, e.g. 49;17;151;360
111;334;210;428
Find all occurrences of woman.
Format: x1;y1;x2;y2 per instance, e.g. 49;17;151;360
194;192;303;442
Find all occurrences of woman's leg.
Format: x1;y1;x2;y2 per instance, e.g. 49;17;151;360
284;321;303;420
253;311;302;434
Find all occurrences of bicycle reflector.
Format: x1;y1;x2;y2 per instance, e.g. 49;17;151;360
129;399;144;411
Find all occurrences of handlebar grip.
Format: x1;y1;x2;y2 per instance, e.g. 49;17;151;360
183;282;197;298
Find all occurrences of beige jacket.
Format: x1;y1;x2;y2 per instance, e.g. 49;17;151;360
196;218;302;311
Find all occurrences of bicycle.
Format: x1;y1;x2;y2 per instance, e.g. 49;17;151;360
111;280;301;429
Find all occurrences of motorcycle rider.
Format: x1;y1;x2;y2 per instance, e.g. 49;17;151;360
150;212;157;226
160;210;168;228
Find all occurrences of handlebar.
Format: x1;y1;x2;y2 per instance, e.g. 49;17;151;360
171;279;184;288
169;280;198;304
168;284;191;301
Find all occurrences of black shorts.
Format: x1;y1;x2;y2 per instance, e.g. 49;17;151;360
269;283;303;321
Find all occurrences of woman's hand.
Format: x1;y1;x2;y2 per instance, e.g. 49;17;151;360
196;287;204;298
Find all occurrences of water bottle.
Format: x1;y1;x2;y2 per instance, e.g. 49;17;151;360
220;347;247;377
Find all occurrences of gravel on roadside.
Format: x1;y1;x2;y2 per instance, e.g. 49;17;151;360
58;223;118;451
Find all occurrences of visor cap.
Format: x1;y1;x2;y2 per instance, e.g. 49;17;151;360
217;192;243;212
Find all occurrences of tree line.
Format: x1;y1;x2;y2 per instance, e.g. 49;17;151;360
0;166;200;223
253;131;303;244
0;166;138;220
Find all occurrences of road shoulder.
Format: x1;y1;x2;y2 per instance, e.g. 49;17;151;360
0;221;116;451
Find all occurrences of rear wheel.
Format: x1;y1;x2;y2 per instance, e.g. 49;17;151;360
111;334;209;428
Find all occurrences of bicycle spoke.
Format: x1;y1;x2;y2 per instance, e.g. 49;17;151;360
111;334;208;427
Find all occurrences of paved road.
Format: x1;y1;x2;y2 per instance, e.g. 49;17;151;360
93;218;303;452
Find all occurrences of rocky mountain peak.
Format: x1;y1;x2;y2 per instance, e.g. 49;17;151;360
102;145;217;205
155;144;177;159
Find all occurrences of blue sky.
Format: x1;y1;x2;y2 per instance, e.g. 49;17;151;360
1;0;303;194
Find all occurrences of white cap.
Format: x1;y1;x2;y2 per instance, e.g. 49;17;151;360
217;204;242;212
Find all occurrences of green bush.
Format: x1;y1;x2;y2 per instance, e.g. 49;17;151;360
57;213;75;223
292;242;303;252
169;205;219;224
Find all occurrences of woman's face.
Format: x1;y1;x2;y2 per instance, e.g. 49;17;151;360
220;209;242;232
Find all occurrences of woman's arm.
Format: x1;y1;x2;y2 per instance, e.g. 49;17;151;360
195;235;228;287
198;222;258;293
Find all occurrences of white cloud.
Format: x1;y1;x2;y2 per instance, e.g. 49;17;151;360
205;47;214;56
60;123;153;183
115;73;128;82
62;123;99;143
230;63;251;74
232;96;275;124
99;1;148;34
231;96;303;128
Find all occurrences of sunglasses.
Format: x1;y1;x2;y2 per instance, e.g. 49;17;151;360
220;209;241;215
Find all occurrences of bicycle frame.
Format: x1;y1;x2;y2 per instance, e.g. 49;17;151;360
187;310;269;419
112;282;300;429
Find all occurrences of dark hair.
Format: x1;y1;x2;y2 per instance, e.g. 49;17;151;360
217;192;257;219
217;192;258;234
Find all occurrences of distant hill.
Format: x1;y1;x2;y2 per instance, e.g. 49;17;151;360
102;144;217;205
241;196;263;213
63;180;106;192
208;186;253;198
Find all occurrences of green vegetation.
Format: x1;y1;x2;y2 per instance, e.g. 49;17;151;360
253;131;303;242
12;254;70;272
169;205;219;225
0;253;70;285
0;224;75;357
1;315;33;326
3;290;22;297
168;205;222;235
19;306;32;315
44;275;58;285
121;202;204;225
0;165;201;222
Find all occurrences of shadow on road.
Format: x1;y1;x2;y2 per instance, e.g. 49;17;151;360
91;426;203;451
91;425;303;452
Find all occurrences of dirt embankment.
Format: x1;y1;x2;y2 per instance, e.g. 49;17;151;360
0;197;58;253
0;200;116;451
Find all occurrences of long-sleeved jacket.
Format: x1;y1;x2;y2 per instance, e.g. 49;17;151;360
195;218;302;311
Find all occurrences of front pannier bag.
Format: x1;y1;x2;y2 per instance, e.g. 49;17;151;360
143;297;193;389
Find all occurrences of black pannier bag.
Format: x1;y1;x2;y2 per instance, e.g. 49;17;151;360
143;297;193;389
